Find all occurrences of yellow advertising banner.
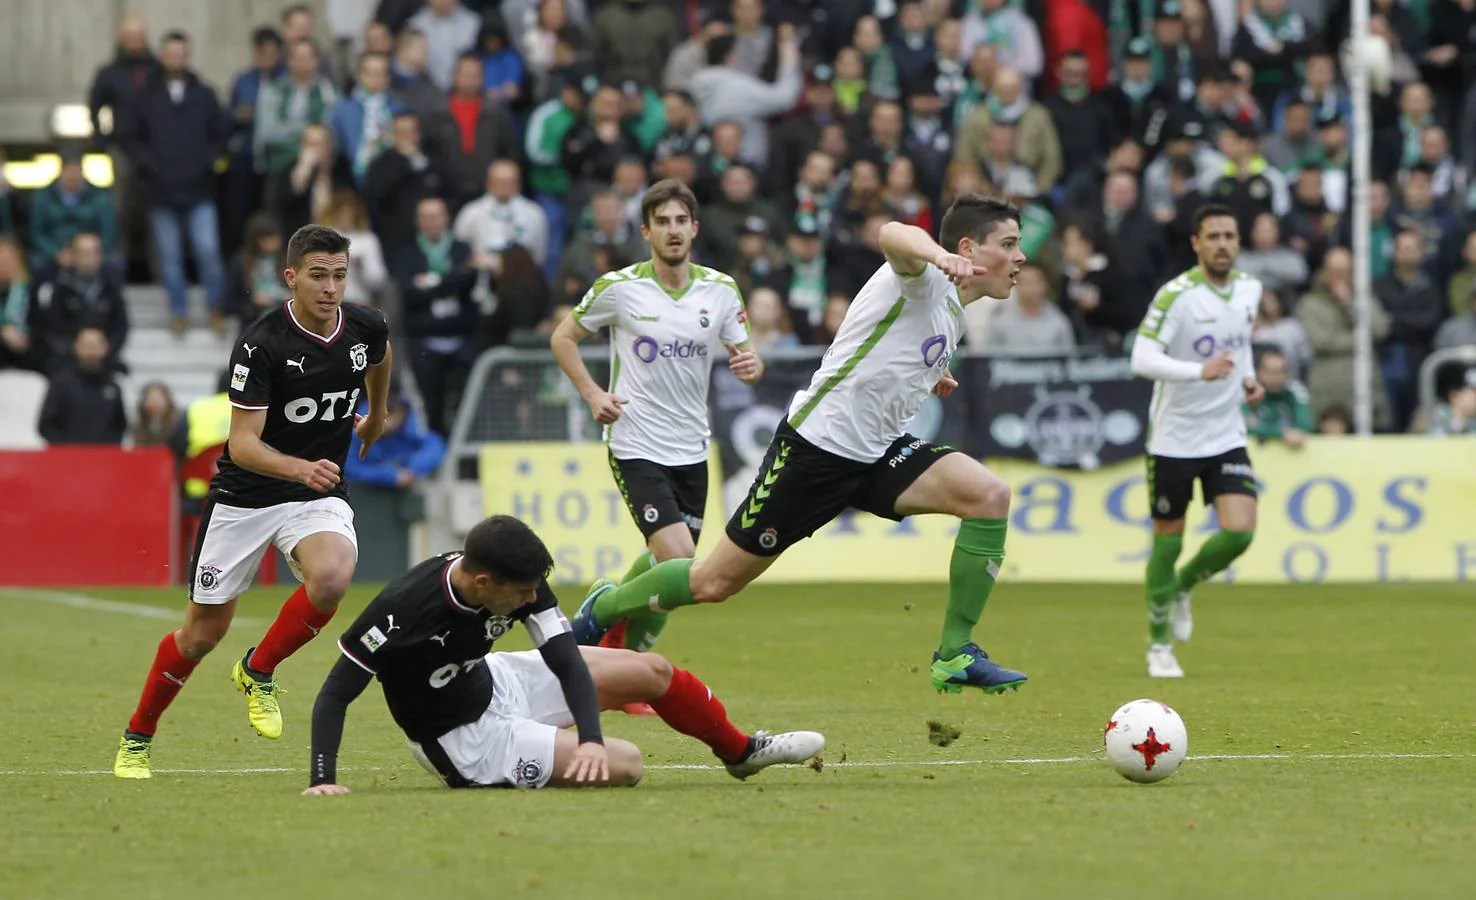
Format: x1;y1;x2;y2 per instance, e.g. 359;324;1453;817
481;439;1476;585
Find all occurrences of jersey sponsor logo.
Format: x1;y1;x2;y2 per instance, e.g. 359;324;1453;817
888;437;927;468
514;757;543;786
1191;333;1249;358
196;564;222;592
231;364;250;391
429;658;484;688
1220;462;1255;478
485;616;513;641
349;342;369;372
642;503;659;523
284;388;363;423
632;335;709;363
241;343;257;358
286;356;306;373
360;625;389;653
429;631;451;646
385;614;401;633
920;334;951;369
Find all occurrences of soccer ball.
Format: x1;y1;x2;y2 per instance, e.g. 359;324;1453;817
1103;698;1188;784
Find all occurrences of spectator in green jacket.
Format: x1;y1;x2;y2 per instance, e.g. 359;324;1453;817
30;152;119;275
1245;348;1315;447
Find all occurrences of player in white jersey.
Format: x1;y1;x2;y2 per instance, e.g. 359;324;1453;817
572;195;1032;695
1129;204;1265;679
551;179;762;661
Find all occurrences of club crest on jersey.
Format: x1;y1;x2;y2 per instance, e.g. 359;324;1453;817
196;564;222;592
759;528;779;550
642;504;659;523
699;309;710;328
515;757;543;786
485;616;513;642
348;343;369;372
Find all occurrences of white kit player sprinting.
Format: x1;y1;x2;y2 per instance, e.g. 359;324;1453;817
572;194;1032;697
1130;203;1265;679
551;178;763;663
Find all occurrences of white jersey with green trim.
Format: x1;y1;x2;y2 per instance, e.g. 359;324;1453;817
1137;266;1261;458
572;260;749;466
788;263;964;461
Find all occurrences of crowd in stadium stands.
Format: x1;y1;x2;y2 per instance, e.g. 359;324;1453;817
3;0;1476;449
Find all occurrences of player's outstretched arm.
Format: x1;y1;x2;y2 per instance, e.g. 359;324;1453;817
303;654;374;795
879;221;984;284
228;406;341;491
537;632;608;782
551;314;626;424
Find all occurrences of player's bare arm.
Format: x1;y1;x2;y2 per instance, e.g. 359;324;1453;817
727;340;764;384
356;341;394;458
227;405;340;492
878;221;985;284
551;314;626;424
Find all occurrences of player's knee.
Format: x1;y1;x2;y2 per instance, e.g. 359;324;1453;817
305;567;353;608
607;739;644;786
960;471;1011;519
177;624;224;659
642;653;674;694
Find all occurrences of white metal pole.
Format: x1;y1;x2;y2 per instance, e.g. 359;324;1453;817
1350;0;1374;436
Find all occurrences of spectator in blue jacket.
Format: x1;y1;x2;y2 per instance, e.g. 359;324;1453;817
29;151;119;276
346;391;447;489
328;51;404;190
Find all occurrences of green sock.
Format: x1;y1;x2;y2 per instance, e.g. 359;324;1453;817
593;558;696;626
1146;534;1184;644
1177;530;1255;591
621;549;655;584
621;611;668;651
938;518;1007;659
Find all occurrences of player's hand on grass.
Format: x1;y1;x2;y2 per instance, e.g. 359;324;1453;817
933;371;958;398
302;783;351;796
564;741;610;784
1243;378;1265;405
355;413;389;459
585;391;627;424
728;346;763;384
1201;353;1235;381
298;458;342;492
933;252;988;286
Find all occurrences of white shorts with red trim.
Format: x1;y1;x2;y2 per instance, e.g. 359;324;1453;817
189;497;357;604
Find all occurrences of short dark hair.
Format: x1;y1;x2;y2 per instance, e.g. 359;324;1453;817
462;515;554;583
938;194;1020;254
641;178;700;225
707;34;736;67
286;224;351;269
252;27;282;49
162;29;189;45
1192;203;1237;235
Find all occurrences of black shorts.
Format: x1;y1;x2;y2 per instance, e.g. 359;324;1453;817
609;453;708;541
725;421;960;556
1148;447;1258;521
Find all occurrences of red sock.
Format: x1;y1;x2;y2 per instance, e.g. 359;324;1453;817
127;631;200;736
649;667;750;763
248;586;336;675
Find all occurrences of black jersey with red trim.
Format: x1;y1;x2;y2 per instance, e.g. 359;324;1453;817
336;553;568;742
215;300;389;507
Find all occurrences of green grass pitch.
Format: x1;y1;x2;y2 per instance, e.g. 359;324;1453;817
3;581;1474;899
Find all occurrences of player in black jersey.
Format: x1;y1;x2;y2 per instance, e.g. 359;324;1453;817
115;225;394;780
303;516;825;793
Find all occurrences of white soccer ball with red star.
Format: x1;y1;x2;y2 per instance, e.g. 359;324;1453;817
1103;699;1188;784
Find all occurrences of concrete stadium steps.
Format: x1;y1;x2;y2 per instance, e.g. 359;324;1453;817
120;285;238;409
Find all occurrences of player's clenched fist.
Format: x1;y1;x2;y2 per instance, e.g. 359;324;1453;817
585;391;628;424
727;346;763;384
298;459;342;492
1200;354;1235;381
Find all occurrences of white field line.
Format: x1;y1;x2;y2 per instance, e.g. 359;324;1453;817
1;753;1467;778
2;588;267;626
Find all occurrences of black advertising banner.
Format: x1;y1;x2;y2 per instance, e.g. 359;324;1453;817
962;354;1152;468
